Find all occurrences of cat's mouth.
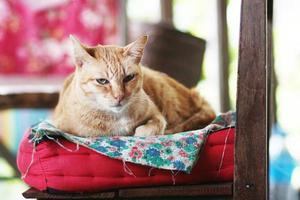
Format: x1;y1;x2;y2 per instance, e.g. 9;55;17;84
111;98;128;108
110;99;130;112
111;101;126;110
112;103;122;108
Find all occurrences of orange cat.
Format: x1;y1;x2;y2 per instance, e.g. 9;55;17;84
52;35;215;137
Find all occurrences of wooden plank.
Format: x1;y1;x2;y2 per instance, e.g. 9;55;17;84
23;188;115;199
217;0;231;112
234;0;268;199
23;184;232;199
119;183;233;198
0;92;58;109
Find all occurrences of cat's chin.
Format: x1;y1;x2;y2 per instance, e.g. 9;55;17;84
110;106;124;113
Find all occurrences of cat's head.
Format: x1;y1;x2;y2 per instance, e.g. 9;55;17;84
70;35;148;112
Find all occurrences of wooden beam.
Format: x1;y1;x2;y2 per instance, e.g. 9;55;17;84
119;183;233;198
23;188;115;199
217;0;231;112
23;183;233;199
0;92;58;109
160;0;173;25
234;0;268;199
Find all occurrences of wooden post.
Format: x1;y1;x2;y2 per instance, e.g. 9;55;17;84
217;0;231;112
118;0;128;45
160;0;173;25
267;0;277;126
234;0;269;199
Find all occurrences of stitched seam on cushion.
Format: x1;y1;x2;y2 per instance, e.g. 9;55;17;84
207;128;234;145
214;127;231;181
36;149;48;189
37;153;95;159
209;143;233;147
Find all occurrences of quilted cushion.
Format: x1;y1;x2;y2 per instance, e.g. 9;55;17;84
17;128;234;192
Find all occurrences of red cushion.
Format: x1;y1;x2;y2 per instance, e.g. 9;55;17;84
17;128;234;192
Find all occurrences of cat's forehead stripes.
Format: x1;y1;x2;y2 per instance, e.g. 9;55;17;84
95;47;127;79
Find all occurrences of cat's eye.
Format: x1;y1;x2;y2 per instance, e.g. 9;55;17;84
96;78;109;85
123;74;135;83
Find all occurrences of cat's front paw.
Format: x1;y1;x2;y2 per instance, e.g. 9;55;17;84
134;125;161;137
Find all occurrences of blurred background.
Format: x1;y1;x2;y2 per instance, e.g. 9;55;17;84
0;0;299;199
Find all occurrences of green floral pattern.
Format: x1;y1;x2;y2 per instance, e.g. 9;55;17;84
29;112;235;173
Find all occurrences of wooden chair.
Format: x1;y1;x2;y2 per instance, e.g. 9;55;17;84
0;92;58;180
0;0;269;199
129;22;206;88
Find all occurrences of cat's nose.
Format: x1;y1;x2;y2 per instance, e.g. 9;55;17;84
114;94;125;103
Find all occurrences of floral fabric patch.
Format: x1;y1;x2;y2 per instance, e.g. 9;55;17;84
29;112;235;173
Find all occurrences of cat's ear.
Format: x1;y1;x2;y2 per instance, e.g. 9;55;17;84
69;35;96;68
123;35;148;63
